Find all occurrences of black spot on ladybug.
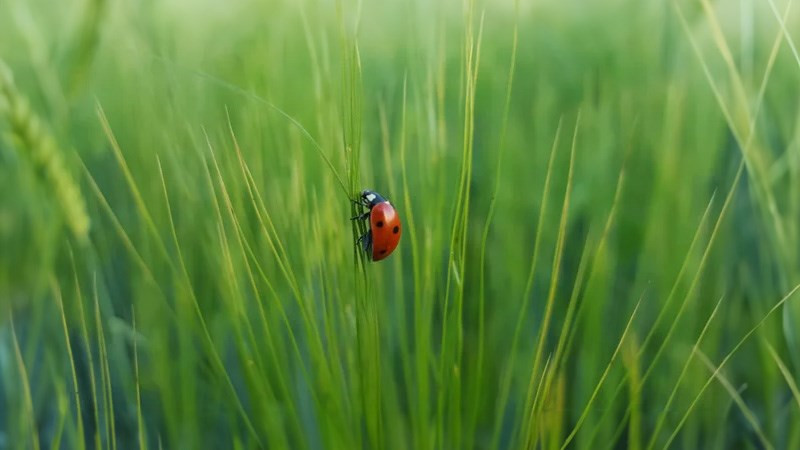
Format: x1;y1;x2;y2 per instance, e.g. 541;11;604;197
380;249;387;255
376;221;384;227
393;226;399;234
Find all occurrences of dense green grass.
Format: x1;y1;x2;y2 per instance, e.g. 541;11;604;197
2;0;800;448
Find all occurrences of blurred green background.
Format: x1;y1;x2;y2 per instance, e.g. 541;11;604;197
1;0;800;448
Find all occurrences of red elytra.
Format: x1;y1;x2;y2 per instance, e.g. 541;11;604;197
369;202;402;261
352;189;402;261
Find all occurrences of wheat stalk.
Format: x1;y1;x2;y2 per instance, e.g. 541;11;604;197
0;60;89;241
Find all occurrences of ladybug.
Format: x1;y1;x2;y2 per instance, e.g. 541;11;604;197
351;189;402;261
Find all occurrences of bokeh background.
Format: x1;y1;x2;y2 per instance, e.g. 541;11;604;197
2;0;800;448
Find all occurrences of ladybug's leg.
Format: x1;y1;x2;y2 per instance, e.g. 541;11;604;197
350;211;370;221
356;230;372;254
364;231;373;256
350;197;369;222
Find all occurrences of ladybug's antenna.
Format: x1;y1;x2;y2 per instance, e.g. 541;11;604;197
350;195;369;207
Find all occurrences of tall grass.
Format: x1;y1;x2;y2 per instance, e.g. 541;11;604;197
2;0;800;449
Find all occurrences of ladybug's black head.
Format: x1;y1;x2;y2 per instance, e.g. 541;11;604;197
360;189;387;208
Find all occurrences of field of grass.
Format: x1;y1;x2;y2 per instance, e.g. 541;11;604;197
2;0;800;448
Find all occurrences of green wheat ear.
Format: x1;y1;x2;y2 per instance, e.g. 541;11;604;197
0;60;90;242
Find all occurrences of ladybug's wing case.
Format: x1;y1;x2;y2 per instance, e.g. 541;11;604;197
369;202;402;261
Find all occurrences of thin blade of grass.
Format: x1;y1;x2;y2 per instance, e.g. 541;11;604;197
663;282;800;449
93;274;116;450
132;307;146;450
595;0;791;440
489;117;564;450
645;295;725;450
520;112;581;448
469;0;519;442
560;296;643;449
54;276;87;450
695;349;774;450
10;312;41;450
765;342;800;411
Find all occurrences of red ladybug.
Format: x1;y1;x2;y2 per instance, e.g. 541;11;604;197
351;189;402;261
